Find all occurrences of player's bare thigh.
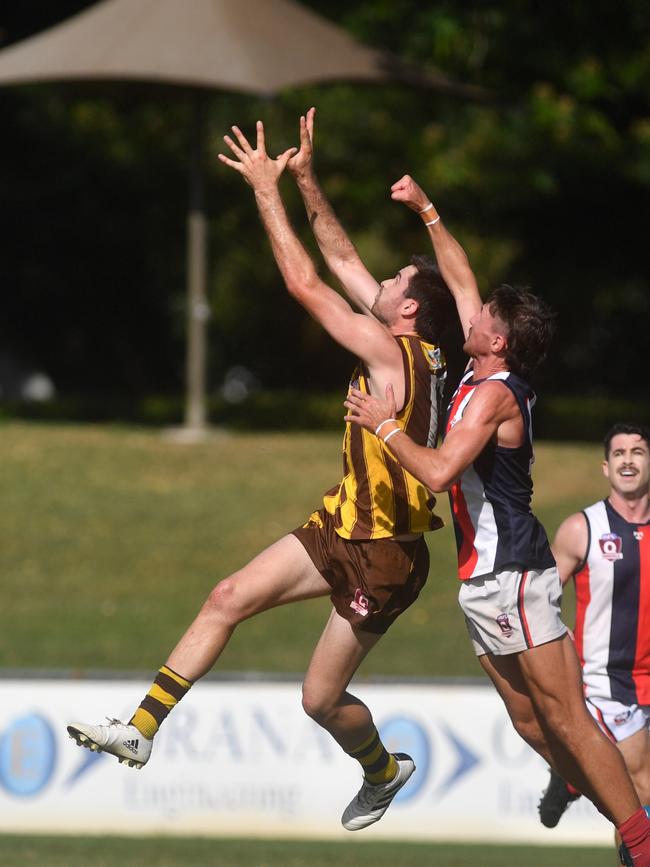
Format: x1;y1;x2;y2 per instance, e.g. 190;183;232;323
478;651;548;754
516;634;587;718
618;727;650;803
204;533;331;622
166;536;329;681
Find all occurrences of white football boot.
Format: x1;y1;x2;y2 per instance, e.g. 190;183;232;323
341;752;415;831
67;718;152;769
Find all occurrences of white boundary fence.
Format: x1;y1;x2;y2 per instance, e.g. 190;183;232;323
0;677;609;845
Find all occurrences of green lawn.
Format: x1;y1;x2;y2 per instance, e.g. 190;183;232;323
0;835;617;867
1;422;608;676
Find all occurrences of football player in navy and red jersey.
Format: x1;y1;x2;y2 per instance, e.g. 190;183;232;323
345;176;650;866
538;424;650;858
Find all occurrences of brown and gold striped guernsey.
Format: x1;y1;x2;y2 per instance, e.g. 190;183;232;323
323;334;446;540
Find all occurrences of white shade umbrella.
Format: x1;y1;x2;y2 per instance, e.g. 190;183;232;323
0;0;387;93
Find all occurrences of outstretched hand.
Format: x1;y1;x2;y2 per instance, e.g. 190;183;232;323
218;121;297;191
287;107;316;177
390;174;431;213
344;384;397;435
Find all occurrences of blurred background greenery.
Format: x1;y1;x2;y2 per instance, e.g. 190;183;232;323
1;2;648;435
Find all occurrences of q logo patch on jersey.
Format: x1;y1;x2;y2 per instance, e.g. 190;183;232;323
599;532;623;561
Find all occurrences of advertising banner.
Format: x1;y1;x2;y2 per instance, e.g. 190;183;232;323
0;677;609;845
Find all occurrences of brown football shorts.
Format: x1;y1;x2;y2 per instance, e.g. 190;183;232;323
292;507;430;634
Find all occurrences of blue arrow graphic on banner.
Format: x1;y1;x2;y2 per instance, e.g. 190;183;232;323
432;721;481;800
64;747;105;787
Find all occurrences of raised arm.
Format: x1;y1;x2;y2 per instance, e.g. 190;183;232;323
287;108;380;315
218;121;402;377
390;175;482;339
344;379;516;492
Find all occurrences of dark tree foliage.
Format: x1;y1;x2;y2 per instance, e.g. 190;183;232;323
0;2;648;407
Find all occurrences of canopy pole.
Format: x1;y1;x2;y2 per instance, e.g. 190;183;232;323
184;89;209;432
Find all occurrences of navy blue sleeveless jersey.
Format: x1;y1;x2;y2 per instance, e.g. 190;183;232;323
445;367;555;580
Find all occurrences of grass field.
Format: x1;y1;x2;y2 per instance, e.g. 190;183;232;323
1;423;614;865
0;835;618;867
1;421;608;676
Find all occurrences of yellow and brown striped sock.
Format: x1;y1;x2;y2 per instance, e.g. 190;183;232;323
347;727;397;785
129;665;193;740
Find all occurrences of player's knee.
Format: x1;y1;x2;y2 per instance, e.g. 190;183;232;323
511;715;546;752
203;576;246;625
543;707;574;743
528;694;571;740
301;685;334;725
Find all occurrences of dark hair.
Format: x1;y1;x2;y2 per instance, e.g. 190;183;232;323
404;255;456;344
603;423;650;458
486;284;555;378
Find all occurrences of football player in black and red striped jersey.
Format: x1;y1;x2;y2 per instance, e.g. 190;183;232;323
538;423;650;864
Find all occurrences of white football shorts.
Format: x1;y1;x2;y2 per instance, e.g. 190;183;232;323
458;565;567;657
586;696;650;743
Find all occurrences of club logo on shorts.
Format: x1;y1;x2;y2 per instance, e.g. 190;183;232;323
350;588;370;616
599;533;623;561
614;710;632;726
496;613;513;637
634;529;645;541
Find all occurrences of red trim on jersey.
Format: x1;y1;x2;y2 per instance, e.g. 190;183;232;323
517;571;533;647
573;564;591;669
451;481;479;580
445;383;472;435
633;530;650;704
447;381;479;580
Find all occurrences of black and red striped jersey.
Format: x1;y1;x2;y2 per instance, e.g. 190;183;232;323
573;499;650;705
